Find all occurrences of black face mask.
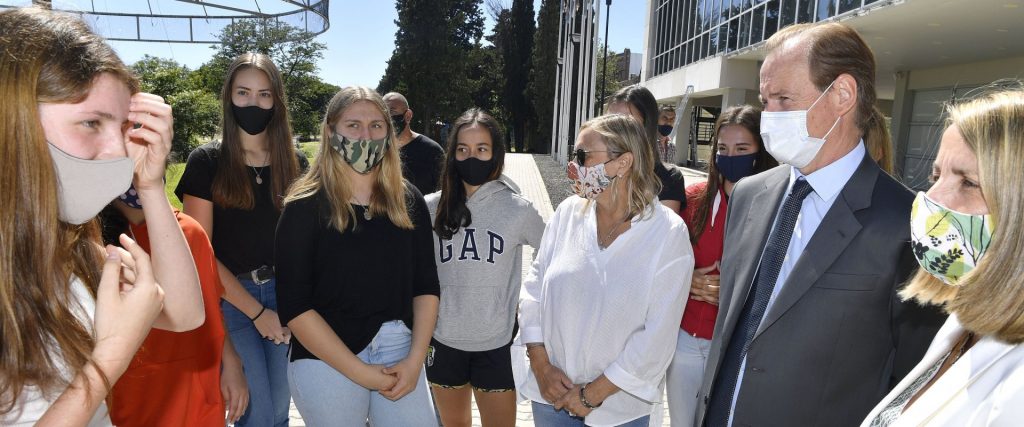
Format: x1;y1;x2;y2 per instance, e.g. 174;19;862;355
455;157;496;186
232;104;274;135
391;113;407;135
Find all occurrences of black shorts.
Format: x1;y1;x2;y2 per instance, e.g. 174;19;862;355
425;336;516;392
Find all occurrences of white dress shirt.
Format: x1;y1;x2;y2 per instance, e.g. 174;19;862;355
516;196;694;427
728;142;866;425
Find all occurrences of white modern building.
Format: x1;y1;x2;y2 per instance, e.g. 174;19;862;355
641;0;1024;189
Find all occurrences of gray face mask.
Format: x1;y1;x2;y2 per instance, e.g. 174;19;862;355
48;143;134;224
328;133;389;174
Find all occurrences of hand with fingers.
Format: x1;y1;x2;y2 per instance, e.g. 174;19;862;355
690;262;721;306
533;361;574;405
380;357;424;401
91;234;165;380
252;309;290;345
221;347;249;424
353;363;398;392
124;92;173;192
554;384;593;418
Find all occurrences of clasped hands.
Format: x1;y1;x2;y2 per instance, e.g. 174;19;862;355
533;359;600;418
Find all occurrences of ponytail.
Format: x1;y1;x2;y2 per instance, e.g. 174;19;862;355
863;106;894;175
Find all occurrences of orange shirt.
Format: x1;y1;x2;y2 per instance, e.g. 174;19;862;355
110;212;226;427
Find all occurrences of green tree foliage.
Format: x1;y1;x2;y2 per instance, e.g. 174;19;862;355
165;89;220;159
131;56;218;160
504;0;536;152
379;0;485;139
595;42;623;115
526;0;560;154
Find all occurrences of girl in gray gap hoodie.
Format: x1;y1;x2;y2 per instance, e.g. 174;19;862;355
424;109;545;426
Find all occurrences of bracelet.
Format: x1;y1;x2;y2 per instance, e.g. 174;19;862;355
580;382;601;409
525;342;545;349
250;306;266;321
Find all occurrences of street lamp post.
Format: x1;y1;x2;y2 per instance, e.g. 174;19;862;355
599;0;612;114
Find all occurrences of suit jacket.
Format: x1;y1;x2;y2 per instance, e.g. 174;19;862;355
860;315;1024;426
694;153;946;427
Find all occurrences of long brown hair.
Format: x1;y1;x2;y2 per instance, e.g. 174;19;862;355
689;105;778;243
0;7;137;411
434;109;506;240
606;85;663;162
767;22;894;174
284;86;412;232
902;87;1024;344
212;53;300;210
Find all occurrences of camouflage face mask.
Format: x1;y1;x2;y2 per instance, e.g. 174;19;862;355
329;133;389;174
910;191;993;286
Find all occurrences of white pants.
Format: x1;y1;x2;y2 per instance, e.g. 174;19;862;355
666;329;711;427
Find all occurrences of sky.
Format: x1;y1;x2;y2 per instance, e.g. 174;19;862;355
66;0;647;88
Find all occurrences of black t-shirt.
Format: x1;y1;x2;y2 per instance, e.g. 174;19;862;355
656;161;687;209
174;142;308;276
274;185;440;360
399;134;445;195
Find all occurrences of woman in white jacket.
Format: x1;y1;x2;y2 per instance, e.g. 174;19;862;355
862;86;1024;426
517;114;694;427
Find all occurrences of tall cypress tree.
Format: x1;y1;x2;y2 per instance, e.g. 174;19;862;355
526;0;560;154
379;0;484;138
504;0;536;152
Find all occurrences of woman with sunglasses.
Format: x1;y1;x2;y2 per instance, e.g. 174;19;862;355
517;114;694;426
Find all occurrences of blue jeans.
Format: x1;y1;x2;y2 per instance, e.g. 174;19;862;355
531;401;651;427
222;277;291;427
666;330;711;427
288;321;437;427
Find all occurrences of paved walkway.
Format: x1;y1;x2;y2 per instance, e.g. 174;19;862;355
287;153;700;426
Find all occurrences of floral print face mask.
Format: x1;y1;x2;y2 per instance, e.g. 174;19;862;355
567;160;614;200
910;191;993;286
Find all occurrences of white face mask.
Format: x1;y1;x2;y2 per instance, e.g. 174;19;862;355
48;143;134;224
760;80;842;169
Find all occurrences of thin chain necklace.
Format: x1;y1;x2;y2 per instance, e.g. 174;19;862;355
353;193;372;220
598;212;630;250
251;150;270;185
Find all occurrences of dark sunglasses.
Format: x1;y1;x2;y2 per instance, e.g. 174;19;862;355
573;149;622;165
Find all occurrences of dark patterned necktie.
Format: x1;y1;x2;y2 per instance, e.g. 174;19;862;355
705;178;813;426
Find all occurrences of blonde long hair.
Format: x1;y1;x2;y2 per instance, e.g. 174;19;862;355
285;86;412;231
901;87;1024;344
579;114;662;220
0;7;138;410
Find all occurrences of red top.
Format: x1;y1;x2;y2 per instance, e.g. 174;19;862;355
110;212;226;427
679;181;728;340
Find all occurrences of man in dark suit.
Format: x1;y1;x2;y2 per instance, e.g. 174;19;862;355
694;22;945;427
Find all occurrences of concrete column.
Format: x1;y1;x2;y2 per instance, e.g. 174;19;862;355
889;70;913;178
721;88;749;110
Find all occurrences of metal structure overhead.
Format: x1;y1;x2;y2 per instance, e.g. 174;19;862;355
0;0;329;43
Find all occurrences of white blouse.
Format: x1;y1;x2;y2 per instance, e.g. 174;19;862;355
2;278;111;427
516;196;694;426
